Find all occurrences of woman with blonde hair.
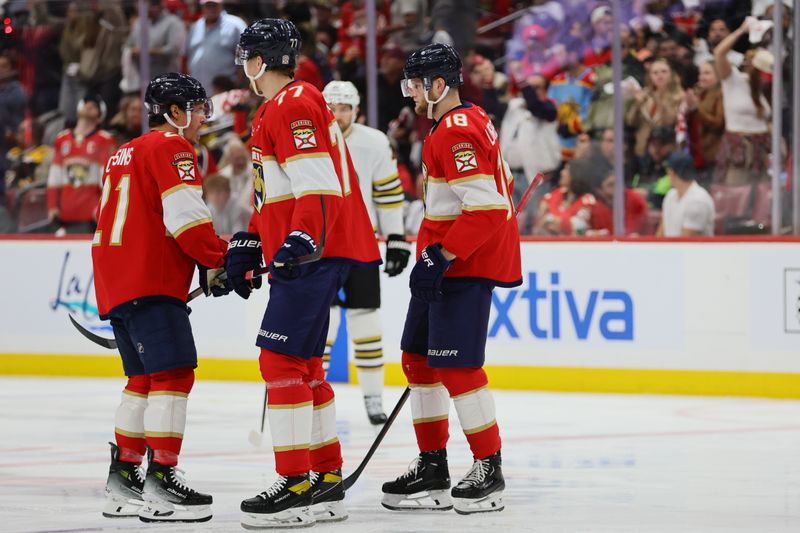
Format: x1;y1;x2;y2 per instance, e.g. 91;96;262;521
684;59;725;184
625;57;685;157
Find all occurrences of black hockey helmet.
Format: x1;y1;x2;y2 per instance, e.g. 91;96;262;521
144;72;213;119
236;18;301;70
401;43;463;95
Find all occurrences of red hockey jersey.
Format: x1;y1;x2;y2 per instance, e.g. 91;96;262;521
92;131;227;317
47;129;116;223
419;102;521;287
249;80;380;266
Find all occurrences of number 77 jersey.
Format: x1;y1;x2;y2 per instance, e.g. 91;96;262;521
420;102;522;287
249;80;380;266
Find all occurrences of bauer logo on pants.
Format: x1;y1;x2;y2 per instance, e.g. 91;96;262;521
290;119;317;150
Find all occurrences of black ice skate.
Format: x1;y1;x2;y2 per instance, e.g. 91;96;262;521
364;395;388;425
102;442;145;518
138;448;212;523
241;474;315;529
309;469;348;522
451;451;505;514
381;449;453;511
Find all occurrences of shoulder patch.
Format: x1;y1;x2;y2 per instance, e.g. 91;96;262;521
452;143;478;173
290;119;317;150
172;153;197;181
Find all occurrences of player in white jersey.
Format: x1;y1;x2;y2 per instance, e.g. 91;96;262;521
321;80;411;424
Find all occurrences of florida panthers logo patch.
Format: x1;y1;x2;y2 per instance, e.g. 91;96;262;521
452;142;477;173
290;119;317;150
172;152;196;181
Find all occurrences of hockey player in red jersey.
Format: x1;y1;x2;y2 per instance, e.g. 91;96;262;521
92;73;230;523
381;43;522;515
231;19;381;528
47;94;116;234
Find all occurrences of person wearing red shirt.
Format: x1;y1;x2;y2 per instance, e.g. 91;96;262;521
534;159;597;235
583;155;648;235
47;94;116;233
381;44;521;516
232;19;380;528
92;73;229;523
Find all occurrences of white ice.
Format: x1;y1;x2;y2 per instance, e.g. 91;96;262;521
2;377;800;532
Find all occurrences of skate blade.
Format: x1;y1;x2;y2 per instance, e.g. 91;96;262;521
138;498;212;523
241;506;316;529
381;489;453;511
453;490;504;515
102;493;144;518
310;499;348;522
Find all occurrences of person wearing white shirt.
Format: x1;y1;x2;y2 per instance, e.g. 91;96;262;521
321;81;411;425
186;0;247;92
658;151;715;237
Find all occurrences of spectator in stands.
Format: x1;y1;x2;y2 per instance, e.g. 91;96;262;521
386;0;427;54
124;0;186;81
186;0;246;93
548;37;595;161
79;0;127;120
508;24;562;81
534;158;596;236
46;94;116;234
684;60;724;186
217;136;252;216
58;2;92;124
295;26;327;91
0;53;26;232
586;154;649;235
626;58;684;158
636;126;677;208
377;44;408;132
695;18;744;69
203;174;249;234
108;94;142;146
714;19;772;185
5;119;53;190
583;5;613;69
657;150;715;237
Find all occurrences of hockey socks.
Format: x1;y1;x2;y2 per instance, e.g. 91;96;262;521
114;375;150;463
402;352;450;451
143;367;194;466
439;367;501;460
308;357;342;473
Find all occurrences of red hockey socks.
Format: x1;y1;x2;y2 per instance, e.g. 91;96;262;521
114;374;150;463
402;352;450;452
144;367;195;466
260;348;314;476
307;357;342;473
439;367;501;460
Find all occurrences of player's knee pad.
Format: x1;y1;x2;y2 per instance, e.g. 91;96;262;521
259;348;309;386
438;366;488;397
124;374;151;396
439;367;497;441
401;351;440;385
149;366;195;394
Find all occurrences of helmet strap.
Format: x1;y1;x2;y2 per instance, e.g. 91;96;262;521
164;107;191;137
244;62;267;97
424;85;450;120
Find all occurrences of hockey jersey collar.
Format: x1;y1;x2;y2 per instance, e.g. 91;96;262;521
430;101;473;133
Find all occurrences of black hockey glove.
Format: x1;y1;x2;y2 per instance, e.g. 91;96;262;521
225;231;264;299
409;244;453;303
384;234;411;277
198;265;232;297
269;230;316;281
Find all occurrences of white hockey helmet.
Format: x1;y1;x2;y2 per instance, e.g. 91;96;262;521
322;80;360;109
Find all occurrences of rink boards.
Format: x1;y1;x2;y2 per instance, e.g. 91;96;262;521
0;236;799;398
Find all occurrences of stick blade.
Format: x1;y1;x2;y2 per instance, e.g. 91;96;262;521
248;429;263;448
68;314;117;350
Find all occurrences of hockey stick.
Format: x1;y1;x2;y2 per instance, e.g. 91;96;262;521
248;383;269;447
342;385;410;491
515;172;545;217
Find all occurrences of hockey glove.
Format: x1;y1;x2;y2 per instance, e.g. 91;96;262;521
269;230;317;281
409;244;453;303
198;265;232;297
384;234;411;277
225;231;264;299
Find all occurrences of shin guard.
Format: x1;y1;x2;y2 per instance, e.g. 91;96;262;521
440;367;501;459
144;367;195;466
402;352;449;452
115;374;150;463
307;357;342;473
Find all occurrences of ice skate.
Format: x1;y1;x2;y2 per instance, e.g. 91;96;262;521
102;442;145;518
138;449;212;523
364;395;388;425
451;451;505;515
309;469;348;522
241;474;315;529
381;449;453;511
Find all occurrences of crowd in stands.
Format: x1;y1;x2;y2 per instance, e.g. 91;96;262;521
0;0;793;237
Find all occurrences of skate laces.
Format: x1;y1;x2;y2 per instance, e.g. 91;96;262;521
259;476;288;499
169;467;194;494
309;471;319;485
460;459;489;486
398;456;422;480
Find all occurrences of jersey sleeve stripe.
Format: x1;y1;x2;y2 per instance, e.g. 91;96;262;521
161;183;203;200
162;186;214;237
425;214;460;221
265;193;296;204
463;204;510;212
373;186;403;198
374;179;402;192
448;173;494;186
374;194;405;205
283;155;343;198
281;152;333;165
374;172;399;186
377;200;404;209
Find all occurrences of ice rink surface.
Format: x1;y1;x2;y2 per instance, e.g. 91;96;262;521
2;377;800;533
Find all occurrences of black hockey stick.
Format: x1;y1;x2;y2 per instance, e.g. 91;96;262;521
248;383;269;447
343;385;410;491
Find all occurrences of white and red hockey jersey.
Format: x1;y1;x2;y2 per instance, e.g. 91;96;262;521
47;129;116;223
249;80;380;266
92;131;227;316
419;102;522;287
